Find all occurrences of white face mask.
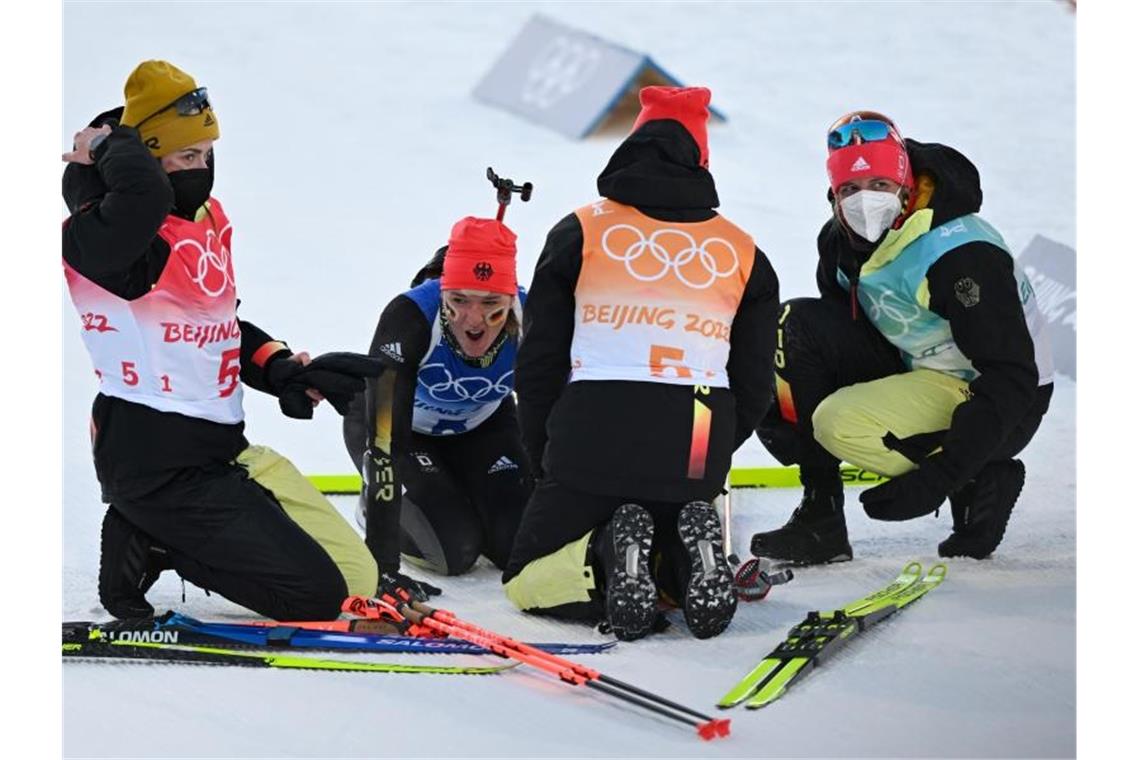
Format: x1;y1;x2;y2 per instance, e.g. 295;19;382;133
839;190;903;243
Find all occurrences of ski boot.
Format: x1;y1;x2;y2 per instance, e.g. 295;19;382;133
750;488;852;565
98;507;171;619
677;500;737;639
595;503;657;642
938;459;1025;559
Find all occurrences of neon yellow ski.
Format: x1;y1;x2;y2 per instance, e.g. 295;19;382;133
718;562;943;710
742;564;947;710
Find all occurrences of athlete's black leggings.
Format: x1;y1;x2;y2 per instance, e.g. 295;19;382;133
345;400;533;575
112;464;348;621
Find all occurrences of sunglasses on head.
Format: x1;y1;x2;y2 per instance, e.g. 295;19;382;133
826;111;902;150
828;119;904;150
136;87;211;128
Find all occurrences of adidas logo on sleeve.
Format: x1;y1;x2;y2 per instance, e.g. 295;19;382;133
378;342;404;363
487;456;519;474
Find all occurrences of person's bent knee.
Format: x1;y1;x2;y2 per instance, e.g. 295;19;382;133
812;389;920;478
441;540;481;577
811;391;848;456
812;390;879;469
268;567;348;621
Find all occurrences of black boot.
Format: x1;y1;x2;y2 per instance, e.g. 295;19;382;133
938;459;1025;559
677;501;737;639
98;507;171;620
593;503;657;642
750;488;852;565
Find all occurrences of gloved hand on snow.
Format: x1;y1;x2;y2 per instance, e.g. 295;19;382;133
379;571;442;603
860;458;954;521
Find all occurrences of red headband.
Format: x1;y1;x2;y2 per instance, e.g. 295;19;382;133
826;140;913;192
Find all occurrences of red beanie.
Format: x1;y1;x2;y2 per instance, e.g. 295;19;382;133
630;86;711;168
440;217;518;295
826;139;913;193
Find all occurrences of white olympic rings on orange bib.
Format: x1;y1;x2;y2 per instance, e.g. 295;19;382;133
600;223;739;289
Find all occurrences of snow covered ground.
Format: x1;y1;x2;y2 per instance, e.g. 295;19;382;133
59;2;1077;757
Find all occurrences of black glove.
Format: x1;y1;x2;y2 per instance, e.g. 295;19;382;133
378;571;442;603
859;462;953;521
264;355;311;418
268;352;386;419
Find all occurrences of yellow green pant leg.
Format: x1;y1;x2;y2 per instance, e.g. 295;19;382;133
812;369;971;477
237;445;379;597
504;531;597;612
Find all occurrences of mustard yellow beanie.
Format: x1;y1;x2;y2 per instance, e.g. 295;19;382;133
121;60;219;156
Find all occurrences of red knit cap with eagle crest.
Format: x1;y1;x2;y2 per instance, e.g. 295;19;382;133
440;217;518;295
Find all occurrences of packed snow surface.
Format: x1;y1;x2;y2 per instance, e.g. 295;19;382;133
63;2;1074;756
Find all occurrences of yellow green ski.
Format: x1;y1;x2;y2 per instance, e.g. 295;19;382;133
717;562;945;710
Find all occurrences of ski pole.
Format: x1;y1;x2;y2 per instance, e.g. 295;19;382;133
348;593;729;734
400;601;724;738
406;599;725;727
369;594;729;740
715;474;733;557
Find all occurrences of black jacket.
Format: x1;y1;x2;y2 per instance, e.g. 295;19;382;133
816;138;1049;490
515;119;780;502
62;109;290;500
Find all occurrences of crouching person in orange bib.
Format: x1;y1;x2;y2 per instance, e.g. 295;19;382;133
62;60;379;620
502;87;780;641
751;112;1053;565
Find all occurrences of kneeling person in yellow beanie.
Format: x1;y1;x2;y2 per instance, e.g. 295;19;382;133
62;60;384;622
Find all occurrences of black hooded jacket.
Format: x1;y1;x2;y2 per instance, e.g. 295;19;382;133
62;109;290;500
816;139;1051;490
515;119;780;502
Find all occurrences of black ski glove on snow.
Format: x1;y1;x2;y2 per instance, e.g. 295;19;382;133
860;458;954;521
379;571;442;603
268;352;386;419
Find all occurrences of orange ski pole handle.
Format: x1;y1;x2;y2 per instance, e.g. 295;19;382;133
341;595;442;639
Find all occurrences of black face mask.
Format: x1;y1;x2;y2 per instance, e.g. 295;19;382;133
167;168;214;219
